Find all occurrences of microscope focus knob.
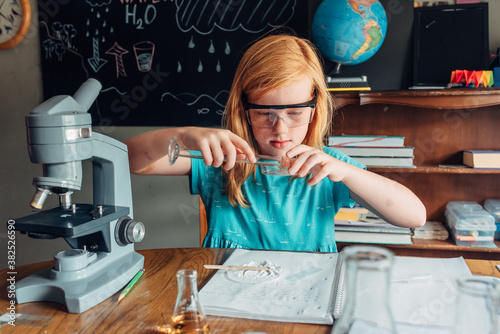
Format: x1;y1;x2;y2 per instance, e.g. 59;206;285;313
127;220;146;243
115;217;146;246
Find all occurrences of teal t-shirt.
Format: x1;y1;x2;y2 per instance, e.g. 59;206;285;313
189;146;366;252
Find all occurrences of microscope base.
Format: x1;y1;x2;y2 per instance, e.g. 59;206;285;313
15;251;144;313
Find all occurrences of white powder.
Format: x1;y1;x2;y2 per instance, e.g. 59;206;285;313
226;260;282;284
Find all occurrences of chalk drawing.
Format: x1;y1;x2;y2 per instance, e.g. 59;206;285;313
133;41;155;72
106;42;129;78
175;0;297;35
88;37;108;72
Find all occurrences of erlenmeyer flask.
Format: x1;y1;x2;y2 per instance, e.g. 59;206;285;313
332;245;396;334
170;269;209;334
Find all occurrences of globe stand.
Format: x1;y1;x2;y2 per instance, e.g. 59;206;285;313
329;62;342;76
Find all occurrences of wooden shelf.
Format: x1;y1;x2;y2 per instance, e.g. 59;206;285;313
334;88;500;109
360;88;500;109
331;89;500;222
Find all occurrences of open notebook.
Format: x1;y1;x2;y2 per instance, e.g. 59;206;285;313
199;249;341;324
199;249;472;326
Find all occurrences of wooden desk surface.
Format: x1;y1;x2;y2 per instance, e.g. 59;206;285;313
1;248;499;334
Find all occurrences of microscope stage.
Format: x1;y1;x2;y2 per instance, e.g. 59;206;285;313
15;204;129;238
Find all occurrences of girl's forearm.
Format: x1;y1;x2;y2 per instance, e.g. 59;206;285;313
125;128;186;174
343;167;426;228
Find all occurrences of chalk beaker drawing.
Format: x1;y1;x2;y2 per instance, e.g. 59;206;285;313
133;41;155;72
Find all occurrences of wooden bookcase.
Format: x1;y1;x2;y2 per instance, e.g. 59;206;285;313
332;89;500;223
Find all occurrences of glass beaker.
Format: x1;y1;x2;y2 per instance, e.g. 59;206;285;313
167;136;293;175
493;280;500;334
451;276;498;334
170;269;209;334
332;245;396;334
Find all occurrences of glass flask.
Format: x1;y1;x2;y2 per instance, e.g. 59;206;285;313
168;136;293;175
170;269;209;334
331;245;396;334
451;276;499;334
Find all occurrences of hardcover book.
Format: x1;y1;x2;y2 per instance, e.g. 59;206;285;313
352;156;415;168
331;146;414;157
463;150;500;169
334;222;412;235
334;230;413;244
334;208;413;237
328;135;405;147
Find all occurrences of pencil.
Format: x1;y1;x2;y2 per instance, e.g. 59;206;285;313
118;268;145;302
203;264;269;271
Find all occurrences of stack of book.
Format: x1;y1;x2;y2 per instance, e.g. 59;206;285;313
328;135;415;168
334;206;413;245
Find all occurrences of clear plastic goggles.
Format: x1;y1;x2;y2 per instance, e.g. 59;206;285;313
243;95;316;128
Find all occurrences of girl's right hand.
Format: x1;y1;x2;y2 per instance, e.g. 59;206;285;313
177;127;256;171
125;127;256;176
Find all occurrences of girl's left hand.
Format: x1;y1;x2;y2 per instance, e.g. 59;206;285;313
286;145;350;185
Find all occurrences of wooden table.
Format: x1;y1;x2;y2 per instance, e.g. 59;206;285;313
1;248;499;333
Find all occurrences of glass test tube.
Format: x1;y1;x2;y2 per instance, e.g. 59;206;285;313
168;137;292;175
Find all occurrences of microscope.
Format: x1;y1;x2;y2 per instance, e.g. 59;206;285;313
12;79;145;313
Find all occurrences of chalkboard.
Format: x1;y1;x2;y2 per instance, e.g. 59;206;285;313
37;0;309;127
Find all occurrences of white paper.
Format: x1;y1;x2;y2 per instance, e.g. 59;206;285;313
390;257;472;328
199;249;339;324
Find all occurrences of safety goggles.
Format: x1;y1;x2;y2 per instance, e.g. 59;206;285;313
243;95;317;128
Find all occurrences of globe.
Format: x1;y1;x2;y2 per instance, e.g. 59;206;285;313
312;0;387;66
